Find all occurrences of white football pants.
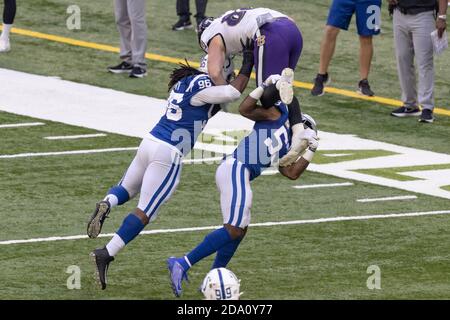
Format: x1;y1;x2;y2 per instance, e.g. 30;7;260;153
119;136;183;221
216;158;253;229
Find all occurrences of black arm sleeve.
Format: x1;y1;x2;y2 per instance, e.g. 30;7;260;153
287;96;303;126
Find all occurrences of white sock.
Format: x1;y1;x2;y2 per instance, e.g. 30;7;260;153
104;194;119;208
1;24;12;39
106;234;125;257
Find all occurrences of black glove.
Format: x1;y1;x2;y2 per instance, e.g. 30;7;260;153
239;37;254;77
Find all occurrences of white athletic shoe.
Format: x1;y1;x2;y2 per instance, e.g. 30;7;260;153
276;68;294;105
0;37;10;52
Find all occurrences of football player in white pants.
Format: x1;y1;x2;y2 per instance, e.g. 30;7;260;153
167;75;319;297
89;41;254;290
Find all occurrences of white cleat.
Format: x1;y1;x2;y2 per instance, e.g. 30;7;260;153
276;68;294;105
0;37;10;52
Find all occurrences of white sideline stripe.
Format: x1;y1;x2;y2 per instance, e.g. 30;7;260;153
357;195;418;203
293;182;354;189
0;122;45;128
2;209;450;245
44;133;107;140
0;147;139;159
0;147;223;163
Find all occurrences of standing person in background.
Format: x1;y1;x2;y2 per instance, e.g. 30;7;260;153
389;0;447;123
108;0;148;78
172;0;207;31
0;0;16;52
311;0;382;97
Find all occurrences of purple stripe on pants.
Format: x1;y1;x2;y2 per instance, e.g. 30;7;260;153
253;18;303;86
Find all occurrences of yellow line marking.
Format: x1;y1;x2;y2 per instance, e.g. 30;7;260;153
3;26;450;117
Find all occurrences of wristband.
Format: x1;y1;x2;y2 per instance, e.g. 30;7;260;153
249;86;264;100
301;149;315;162
438;15;447;20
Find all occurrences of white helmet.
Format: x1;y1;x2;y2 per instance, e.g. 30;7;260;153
199;55;235;83
201;268;242;300
302;113;317;134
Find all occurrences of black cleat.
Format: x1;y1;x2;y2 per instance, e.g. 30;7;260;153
311;73;330;96
390;106;421;118
107;61;133;74
129;65;148;78
87;200;111;238
357;79;374;96
91;247;114;290
419;108;434;123
172;18;193;31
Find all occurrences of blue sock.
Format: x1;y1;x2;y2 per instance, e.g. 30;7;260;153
107;185;130;205
211;237;243;269
181;228;232;270
116;214;145;244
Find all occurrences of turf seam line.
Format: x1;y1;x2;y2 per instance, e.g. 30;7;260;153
2;209;449;245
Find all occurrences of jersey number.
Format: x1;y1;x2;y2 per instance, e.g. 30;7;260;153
221;8;250;26
166;91;184;121
264;126;289;164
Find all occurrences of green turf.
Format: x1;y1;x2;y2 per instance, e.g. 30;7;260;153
1;0;450;300
0;0;449;153
313;149;398;164
356;163;450;182
1;112;450;299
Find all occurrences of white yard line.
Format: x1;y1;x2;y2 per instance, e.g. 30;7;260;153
357;195;418;203
322;153;354;157
0;122;45;128
0;147;139;159
44;133;107;140
2;209;449;245
1;68;450;199
293;182;354;189
0;147;223;163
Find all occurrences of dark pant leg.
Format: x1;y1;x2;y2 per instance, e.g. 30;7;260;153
194;0;207;24
254;18;302;86
3;0;16;24
176;0;190;20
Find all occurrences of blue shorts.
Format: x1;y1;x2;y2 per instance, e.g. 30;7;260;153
326;0;382;36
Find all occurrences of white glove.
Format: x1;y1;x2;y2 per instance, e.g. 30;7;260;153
263;74;281;87
279;127;318;167
307;134;319;152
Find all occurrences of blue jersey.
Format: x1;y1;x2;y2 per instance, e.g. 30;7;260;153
232;102;291;180
150;74;218;155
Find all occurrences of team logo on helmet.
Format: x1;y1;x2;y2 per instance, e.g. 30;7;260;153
201;268;242;300
197;17;215;50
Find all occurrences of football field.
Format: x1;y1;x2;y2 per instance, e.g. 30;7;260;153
1;0;450;300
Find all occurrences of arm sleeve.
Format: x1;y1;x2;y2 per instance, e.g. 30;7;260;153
191;85;241;106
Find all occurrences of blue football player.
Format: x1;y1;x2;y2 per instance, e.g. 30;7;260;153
167;75;319;297
88;40;255;290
